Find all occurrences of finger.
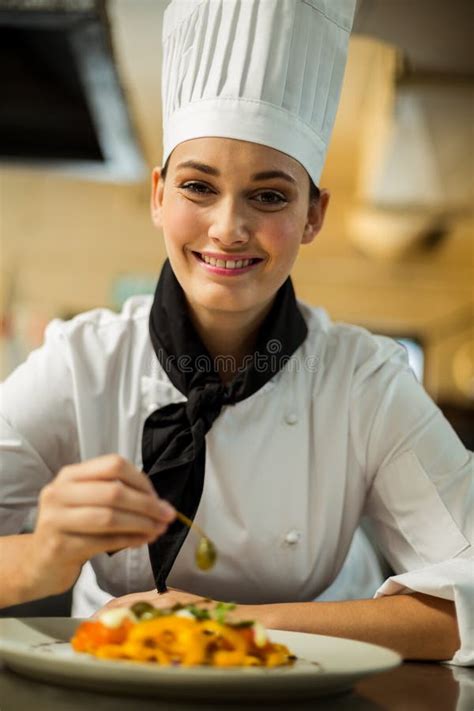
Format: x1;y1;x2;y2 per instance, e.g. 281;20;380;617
54;480;175;523
63;531;154;559
58;455;155;495
54;506;170;537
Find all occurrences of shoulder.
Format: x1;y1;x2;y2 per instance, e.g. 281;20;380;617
46;295;153;354
297;301;409;382
33;296;155;388
55;295;153;336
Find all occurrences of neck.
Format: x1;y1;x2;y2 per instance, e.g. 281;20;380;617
187;299;274;383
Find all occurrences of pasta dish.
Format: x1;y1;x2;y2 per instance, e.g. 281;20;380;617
71;600;295;668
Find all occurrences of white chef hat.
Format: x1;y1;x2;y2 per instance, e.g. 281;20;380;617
162;0;356;185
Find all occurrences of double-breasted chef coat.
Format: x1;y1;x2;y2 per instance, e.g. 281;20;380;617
1;296;472;665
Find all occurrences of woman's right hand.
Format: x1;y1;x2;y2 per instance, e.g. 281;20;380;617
30;454;175;598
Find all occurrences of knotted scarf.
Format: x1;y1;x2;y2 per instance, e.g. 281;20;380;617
142;259;307;592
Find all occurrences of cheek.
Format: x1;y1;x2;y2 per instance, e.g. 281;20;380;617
261;215;302;258
162;199;205;250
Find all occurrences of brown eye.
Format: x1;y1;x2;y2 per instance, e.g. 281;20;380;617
181;181;214;195
253;191;287;205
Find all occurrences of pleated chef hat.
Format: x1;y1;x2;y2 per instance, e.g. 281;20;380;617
161;0;356;185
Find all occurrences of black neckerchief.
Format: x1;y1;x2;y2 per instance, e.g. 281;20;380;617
142;258;307;592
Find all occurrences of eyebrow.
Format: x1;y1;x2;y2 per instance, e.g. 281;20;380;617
175;161;297;185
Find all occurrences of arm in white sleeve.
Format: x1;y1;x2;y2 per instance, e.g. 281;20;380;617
352;338;473;666
0;319;79;535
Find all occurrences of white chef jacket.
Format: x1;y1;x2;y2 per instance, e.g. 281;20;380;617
0;296;472;665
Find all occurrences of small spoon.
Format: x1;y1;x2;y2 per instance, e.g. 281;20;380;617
174;510;217;571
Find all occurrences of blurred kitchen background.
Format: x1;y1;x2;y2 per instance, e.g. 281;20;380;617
0;0;473;445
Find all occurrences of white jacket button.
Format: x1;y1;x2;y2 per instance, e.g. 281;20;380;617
285;412;298;425
284;530;301;545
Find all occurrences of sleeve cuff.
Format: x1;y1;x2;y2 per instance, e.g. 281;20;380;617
374;557;474;666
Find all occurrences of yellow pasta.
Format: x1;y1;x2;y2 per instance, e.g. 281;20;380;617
71;601;295;668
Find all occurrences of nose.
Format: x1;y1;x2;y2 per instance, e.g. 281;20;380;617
207;197;250;247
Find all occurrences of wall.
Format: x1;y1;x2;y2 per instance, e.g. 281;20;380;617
0;22;472;405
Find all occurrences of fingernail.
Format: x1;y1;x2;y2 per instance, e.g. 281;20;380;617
159;500;176;519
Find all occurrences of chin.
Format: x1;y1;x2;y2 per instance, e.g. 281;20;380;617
192;292;256;314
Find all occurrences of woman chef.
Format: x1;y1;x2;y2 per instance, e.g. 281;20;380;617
0;0;472;664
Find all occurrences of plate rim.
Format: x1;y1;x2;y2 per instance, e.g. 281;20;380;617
0;616;402;692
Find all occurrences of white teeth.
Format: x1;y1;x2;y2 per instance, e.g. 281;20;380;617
200;254;258;269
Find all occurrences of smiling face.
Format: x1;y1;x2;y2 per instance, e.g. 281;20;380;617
151;137;329;326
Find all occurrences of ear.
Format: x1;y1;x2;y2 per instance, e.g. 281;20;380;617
301;189;330;245
150;166;165;228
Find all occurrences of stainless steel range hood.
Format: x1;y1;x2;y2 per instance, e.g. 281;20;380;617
0;0;146;181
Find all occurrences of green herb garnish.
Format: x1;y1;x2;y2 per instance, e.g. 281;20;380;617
213;601;237;624
186;605;211;620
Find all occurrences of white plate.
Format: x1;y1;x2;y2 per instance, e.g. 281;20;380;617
0;618;401;702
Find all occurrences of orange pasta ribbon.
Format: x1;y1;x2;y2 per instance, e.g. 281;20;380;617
71;604;294;668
